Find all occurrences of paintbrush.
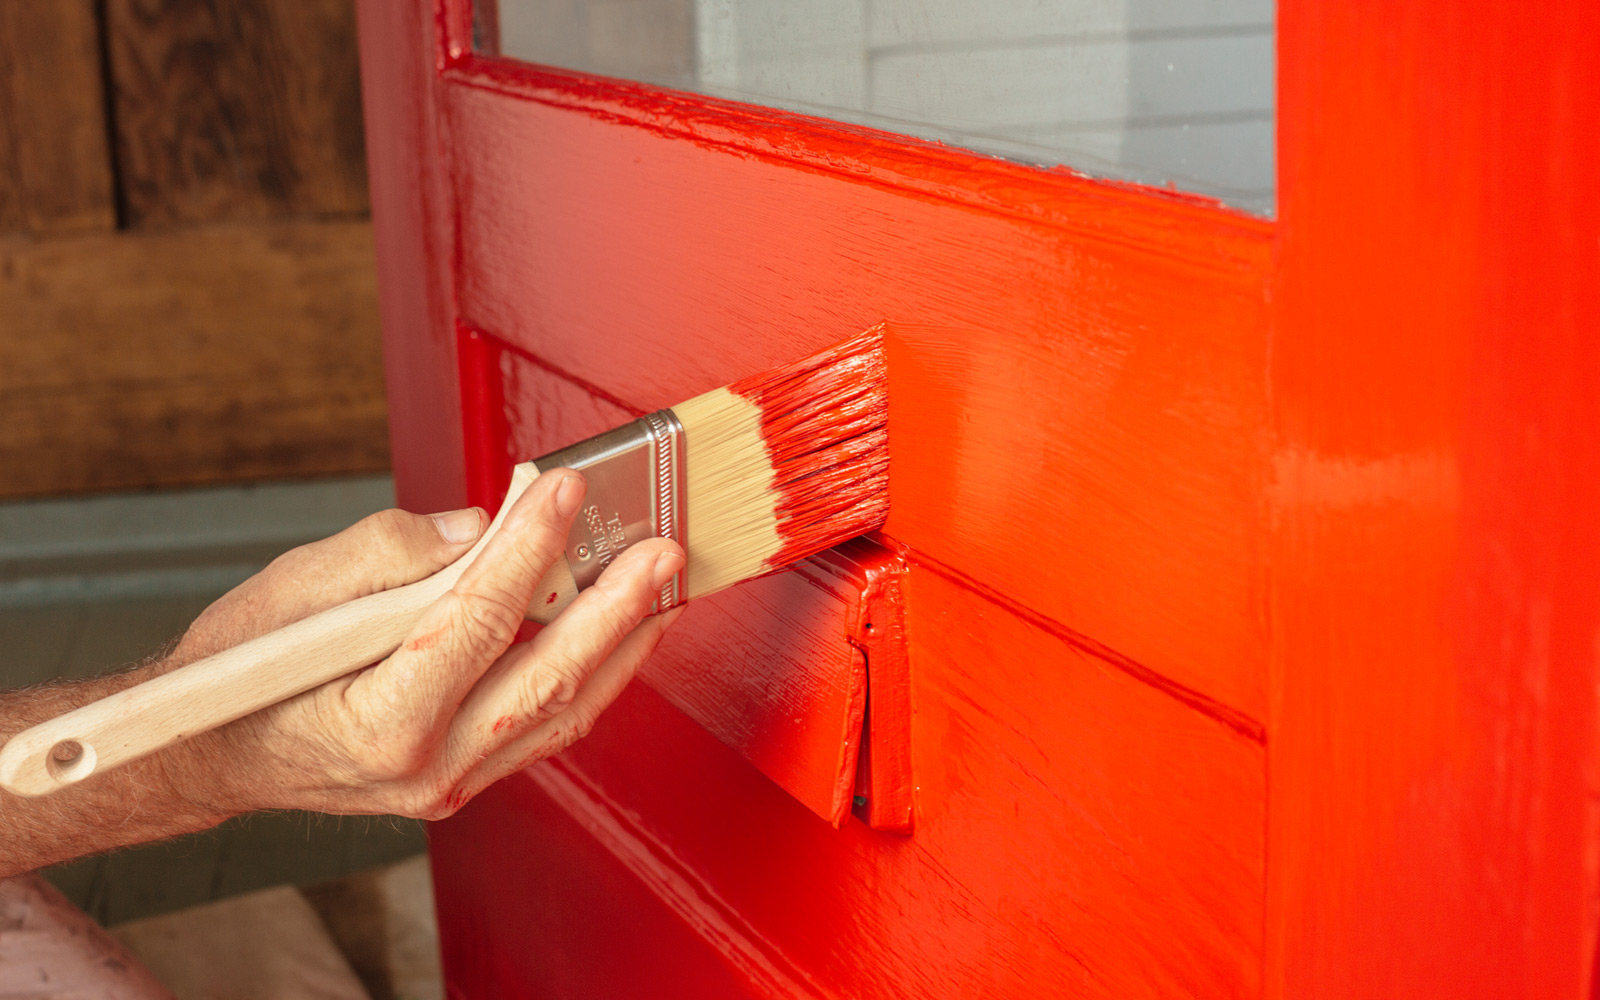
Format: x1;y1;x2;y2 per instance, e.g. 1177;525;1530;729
0;328;888;797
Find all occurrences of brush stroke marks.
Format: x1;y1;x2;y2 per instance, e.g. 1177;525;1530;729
1268;1;1600;996
492;346;870;826
363;3;1271;996
438;564;1262;999
442;75;1273;725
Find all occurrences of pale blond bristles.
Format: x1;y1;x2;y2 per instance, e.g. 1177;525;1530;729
670;387;782;599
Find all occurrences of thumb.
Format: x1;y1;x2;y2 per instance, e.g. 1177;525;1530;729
178;506;488;658
291;506;489;603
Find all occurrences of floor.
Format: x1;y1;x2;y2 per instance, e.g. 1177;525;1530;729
0;477;430;926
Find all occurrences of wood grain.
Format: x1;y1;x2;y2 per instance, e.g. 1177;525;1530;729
105;0;368;228
436;566;1264;998
0;0;117;235
1269;1;1600;996
0;220;389;498
0;466;554;799
443;72;1273;724
371;6;1269;996
495;344;872;826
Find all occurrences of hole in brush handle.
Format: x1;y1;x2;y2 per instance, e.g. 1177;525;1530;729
45;738;97;785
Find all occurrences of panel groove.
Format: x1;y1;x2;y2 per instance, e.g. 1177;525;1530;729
907;549;1264;742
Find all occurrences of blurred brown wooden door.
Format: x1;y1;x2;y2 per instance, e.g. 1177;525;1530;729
0;0;389;500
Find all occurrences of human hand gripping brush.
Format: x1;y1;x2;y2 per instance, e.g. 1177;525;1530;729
0;327;889;797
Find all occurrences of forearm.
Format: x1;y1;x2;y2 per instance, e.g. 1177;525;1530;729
0;662;238;877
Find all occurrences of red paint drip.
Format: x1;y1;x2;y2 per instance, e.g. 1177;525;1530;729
727;326;890;569
545;591;558;604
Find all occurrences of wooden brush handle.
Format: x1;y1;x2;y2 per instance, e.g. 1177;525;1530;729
0;463;578;799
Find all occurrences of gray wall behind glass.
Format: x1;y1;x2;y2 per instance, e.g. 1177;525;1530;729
490;0;1274;214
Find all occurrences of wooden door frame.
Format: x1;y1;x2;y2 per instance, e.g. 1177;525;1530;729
356;0;1600;994
1269;3;1600;995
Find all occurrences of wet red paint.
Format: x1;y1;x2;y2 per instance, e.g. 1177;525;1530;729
488;343;884;827
440;75;1271;724
490;715;515;736
1268;2;1600;997
443;786;471;814
724;326;889;569
544;591;557;605
359;0;1600;994
364;2;1270;990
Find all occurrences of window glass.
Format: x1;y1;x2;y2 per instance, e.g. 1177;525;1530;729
480;0;1274;215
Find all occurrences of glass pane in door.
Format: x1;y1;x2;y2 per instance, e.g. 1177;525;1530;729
480;0;1275;214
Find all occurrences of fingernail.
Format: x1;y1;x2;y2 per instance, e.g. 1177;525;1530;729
651;552;686;590
555;474;585;518
432;508;482;544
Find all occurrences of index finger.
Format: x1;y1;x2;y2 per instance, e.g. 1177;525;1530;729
343;468;587;739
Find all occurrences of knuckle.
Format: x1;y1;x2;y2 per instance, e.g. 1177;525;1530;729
515;661;583;723
589;602;643;656
593;563;660;620
568;708;599;743
364;508;426;562
404;786;456;822
558;708;599;748
389;773;471;821
448;587;525;657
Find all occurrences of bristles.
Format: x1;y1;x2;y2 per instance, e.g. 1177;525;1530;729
670;326;889;599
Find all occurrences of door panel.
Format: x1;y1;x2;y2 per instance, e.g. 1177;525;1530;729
445;70;1273;725
482;332;903;827
430;766;765;999
438;564;1263;998
364;2;1270;997
359;1;1600;996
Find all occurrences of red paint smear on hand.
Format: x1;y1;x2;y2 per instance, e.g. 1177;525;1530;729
406;626;448;653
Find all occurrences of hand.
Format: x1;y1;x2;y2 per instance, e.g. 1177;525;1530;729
171;469;684;821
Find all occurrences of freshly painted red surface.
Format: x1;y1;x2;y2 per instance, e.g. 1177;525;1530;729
358;0;1598;994
363;1;1270;993
430;764;760;999
1268;2;1600;997
820;539;914;833
491;335;895;827
352;1;466;517
442;70;1274;727
434;565;1263;997
641;564;867;827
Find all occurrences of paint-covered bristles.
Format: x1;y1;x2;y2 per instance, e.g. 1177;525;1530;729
727;327;889;568
670;326;889;600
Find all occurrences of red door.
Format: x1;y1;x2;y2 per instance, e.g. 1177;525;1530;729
354;1;1600;996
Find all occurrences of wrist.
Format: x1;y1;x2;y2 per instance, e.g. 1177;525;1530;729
157;728;249;824
133;655;252;823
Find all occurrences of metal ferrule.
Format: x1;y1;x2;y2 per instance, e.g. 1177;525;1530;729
533;409;687;611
